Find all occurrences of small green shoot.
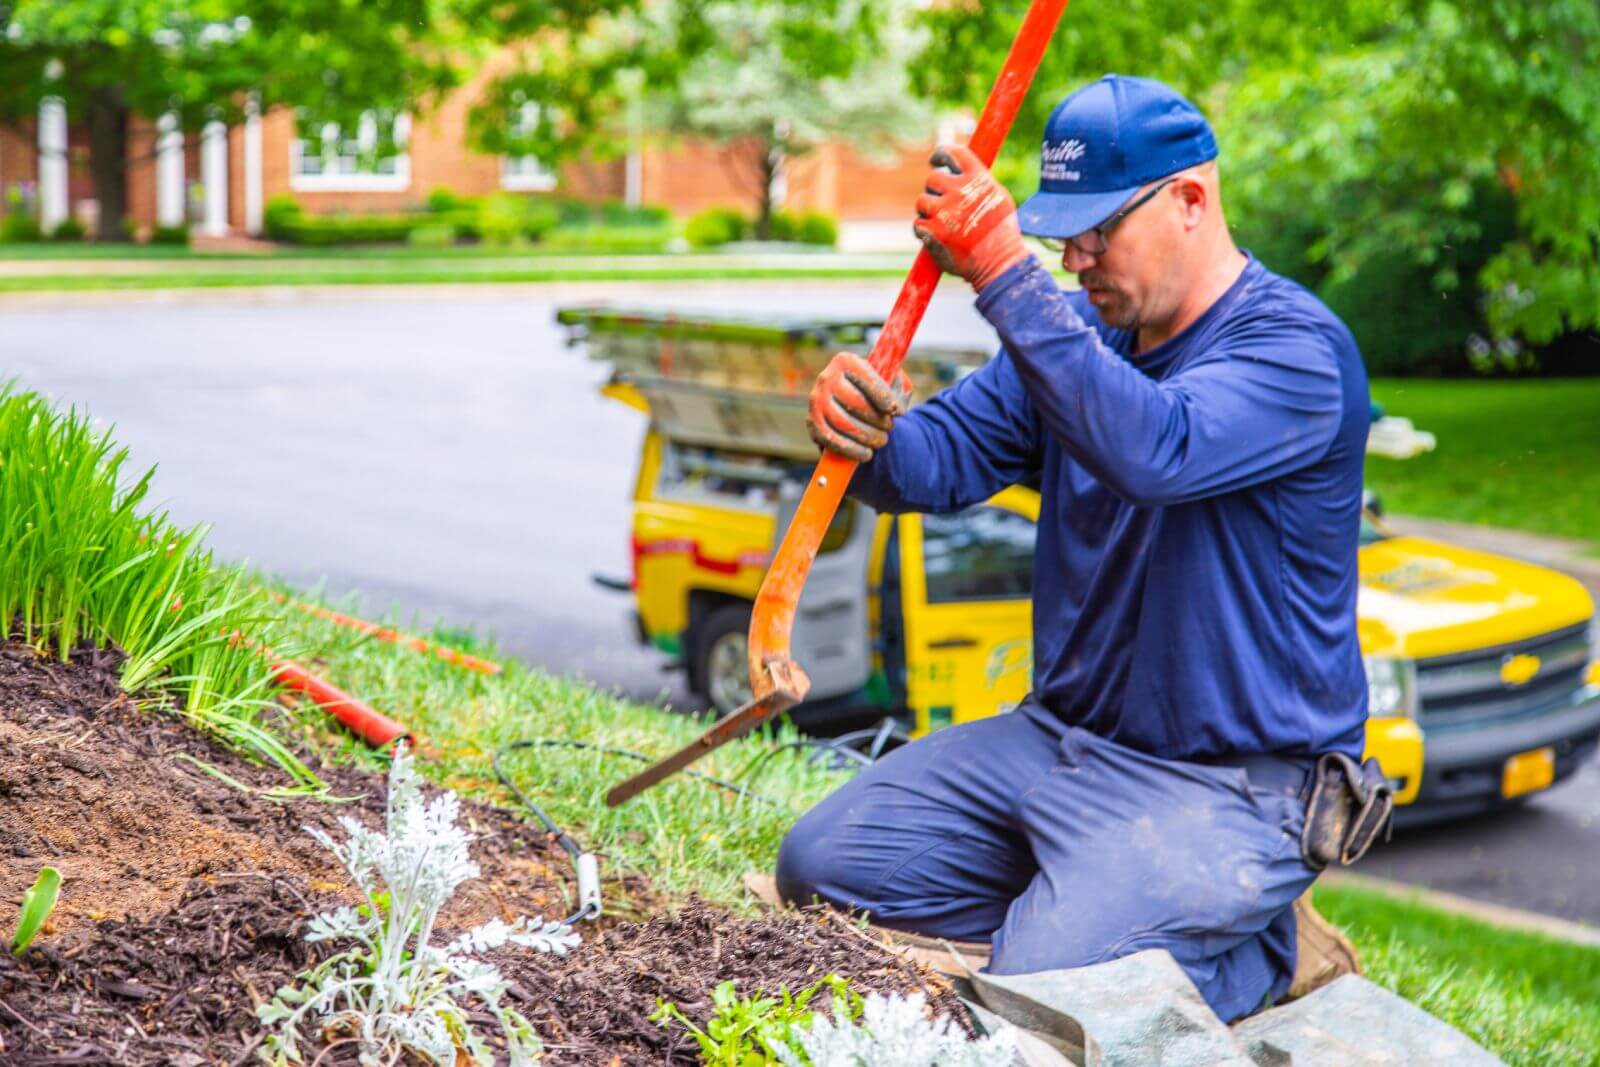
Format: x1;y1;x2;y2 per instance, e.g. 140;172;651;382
11;866;62;957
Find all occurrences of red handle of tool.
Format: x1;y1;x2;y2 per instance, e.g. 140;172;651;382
272;659;409;747
748;0;1069;699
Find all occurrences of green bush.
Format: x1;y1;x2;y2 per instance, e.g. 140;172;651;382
768;210;839;247
0;211;42;243
599;199;672;227
686;206;747;248
551;197;671;229
478;193;529;246
263;195;303;241
797;212;839;247
521;197;561;240
540;224;673;254
406;222;457;248
425;187;462;214
149;223;190;246
435;205;482;241
47;218;85;242
274;213;418;246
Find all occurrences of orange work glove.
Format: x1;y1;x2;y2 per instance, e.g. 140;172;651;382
807;351;914;463
913;144;1029;292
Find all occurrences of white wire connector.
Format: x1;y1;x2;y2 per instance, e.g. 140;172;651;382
575;852;602;921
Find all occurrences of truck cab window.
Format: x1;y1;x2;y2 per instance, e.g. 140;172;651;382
921;506;1036;603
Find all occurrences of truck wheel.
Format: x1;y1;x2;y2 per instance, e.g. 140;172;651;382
695;604;754;715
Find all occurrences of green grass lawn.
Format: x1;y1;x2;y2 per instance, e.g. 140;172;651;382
1367;378;1600;545
1316;882;1600;1066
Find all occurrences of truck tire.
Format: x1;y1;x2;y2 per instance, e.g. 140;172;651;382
694;604;754;715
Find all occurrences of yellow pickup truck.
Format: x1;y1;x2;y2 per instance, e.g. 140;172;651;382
562;304;1600;822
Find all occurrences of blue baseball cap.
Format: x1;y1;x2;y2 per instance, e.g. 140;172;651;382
1018;74;1218;239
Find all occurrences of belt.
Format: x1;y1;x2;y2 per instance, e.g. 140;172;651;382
1203;753;1315;798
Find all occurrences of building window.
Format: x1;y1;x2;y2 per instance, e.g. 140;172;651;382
290;111;411;192
501;103;556;192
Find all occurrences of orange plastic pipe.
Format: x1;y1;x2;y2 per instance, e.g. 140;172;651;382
271;659;409;748
269;593;502;675
605;0;1069;806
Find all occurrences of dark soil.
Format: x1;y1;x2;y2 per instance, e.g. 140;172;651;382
0;640;954;1065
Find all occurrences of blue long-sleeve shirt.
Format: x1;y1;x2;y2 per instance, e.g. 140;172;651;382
852;255;1369;759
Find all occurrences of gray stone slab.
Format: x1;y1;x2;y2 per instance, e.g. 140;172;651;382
963;1000;1079;1067
1233;975;1505;1066
967;950;1255;1067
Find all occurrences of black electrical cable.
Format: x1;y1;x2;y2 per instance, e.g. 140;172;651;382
492;723;908;923
492;743;601;926
731;718;910;784
496;736;783;806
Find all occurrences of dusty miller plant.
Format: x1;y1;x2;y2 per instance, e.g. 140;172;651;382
774;991;1016;1067
257;744;580;1066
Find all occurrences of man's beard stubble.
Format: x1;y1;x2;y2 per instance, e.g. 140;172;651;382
1080;270;1139;332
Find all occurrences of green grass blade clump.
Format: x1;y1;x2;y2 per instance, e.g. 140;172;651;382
0;384;316;786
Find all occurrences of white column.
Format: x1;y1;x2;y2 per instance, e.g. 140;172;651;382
624;148;642;208
156;112;185;227
200;120;228;236
624;86;643;207
243;96;263;235
37;97;68;232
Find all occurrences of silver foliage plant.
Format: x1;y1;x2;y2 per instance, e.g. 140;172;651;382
257;743;580;1066
775;991;1018;1067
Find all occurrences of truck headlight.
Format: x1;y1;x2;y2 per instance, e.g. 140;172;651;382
1364;656;1418;718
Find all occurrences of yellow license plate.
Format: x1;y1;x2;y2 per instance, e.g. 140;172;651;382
1502;746;1556;799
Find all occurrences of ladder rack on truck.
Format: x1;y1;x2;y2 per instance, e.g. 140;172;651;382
556;303;993;460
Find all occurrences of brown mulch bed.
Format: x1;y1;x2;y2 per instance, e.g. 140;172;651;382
0;639;956;1065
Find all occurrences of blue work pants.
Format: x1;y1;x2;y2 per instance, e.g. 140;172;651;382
776;701;1320;1021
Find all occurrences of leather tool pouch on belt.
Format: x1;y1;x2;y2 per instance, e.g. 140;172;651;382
1300;753;1394;870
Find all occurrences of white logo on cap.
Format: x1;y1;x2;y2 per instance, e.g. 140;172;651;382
1041;138;1086;182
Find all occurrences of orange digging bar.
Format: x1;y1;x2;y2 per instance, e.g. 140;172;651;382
605;0;1071;807
271;659;409;748
267;592;502;675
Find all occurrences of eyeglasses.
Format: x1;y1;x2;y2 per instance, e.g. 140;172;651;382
1038;177;1177;257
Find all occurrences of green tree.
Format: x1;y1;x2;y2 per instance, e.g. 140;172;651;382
471;0;931;239
913;0;1600;366
0;0;624;240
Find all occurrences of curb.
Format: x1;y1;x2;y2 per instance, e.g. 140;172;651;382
1322;869;1600;948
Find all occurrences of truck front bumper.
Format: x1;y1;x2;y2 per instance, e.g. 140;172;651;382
1398;686;1600;825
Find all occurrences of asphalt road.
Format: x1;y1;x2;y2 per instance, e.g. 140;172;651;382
4;283;1598;926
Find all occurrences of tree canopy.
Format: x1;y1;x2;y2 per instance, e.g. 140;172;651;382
469;0;929;237
913;0;1600;367
0;0;631;236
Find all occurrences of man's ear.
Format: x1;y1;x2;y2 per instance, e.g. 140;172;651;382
1173;174;1208;231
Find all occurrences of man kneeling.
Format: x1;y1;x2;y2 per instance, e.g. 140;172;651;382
777;74;1371;1022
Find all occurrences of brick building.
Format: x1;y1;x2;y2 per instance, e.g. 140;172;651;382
0;59;954;243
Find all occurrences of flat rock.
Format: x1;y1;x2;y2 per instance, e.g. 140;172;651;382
965;949;1255;1067
1233;975;1505;1066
